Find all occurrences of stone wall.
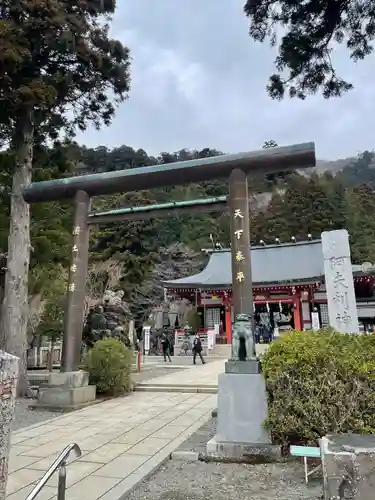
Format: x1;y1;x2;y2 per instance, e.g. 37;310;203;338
0;350;19;500
321;433;375;500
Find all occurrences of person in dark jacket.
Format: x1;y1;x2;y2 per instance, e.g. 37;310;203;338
192;333;205;364
160;332;172;362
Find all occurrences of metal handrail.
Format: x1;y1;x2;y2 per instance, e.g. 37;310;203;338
25;443;81;500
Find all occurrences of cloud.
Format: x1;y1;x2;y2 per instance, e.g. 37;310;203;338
77;0;375;160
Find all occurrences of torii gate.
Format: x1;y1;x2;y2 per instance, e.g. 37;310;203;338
23;143;315;374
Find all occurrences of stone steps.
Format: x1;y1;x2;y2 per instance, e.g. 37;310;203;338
134;383;217;394
213;344;231;357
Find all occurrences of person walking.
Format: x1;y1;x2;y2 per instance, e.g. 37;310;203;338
192;333;205;365
160;332;172;362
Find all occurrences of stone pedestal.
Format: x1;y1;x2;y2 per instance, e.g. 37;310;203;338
33;371;96;411
0;350;19;500
321;433;375;500
225;359;260;374
206;364;280;461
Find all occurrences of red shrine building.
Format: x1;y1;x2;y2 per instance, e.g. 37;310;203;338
162;239;375;343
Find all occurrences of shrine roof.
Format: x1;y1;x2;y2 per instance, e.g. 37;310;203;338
163;239;326;288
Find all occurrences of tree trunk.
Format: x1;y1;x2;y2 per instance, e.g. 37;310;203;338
47;340;54;372
0;112;33;396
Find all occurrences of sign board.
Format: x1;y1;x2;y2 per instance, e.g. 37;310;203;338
207;328;216;351
142;326;151;353
128;320;135;346
311;312;320;331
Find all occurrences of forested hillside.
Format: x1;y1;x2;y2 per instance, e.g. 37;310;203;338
1;144;374;331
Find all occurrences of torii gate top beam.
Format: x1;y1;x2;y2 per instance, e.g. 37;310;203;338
23;142;315;204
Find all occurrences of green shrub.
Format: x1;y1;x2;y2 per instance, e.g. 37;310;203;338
83;338;133;395
262;328;375;446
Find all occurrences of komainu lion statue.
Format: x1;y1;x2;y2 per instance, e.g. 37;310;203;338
231;313;256;361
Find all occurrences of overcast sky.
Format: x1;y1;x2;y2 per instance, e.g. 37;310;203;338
77;0;375;161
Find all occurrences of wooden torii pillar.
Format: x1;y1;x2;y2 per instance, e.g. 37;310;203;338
61;190;91;372
229;169;254;330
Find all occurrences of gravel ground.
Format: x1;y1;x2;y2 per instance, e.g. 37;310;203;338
127;461;323;500
12;398;63;431
127;418;323;500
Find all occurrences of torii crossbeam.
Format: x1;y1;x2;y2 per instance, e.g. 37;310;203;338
23;143;314;203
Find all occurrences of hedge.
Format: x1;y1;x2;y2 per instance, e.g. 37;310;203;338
83;338;133;395
262;328;375;446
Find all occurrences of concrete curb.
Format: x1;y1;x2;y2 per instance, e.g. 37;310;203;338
118;454;172;500
134;385;217;394
170;450;200;461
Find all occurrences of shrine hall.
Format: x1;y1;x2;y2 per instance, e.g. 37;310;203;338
162;239;375;343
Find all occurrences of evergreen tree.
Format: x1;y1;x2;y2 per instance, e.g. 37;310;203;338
282;173;311;239
244;0;375;99
91;191;161;306
262;190;290;242
302;174;345;237
0;0;130;394
341;151;375;187
347;184;375;264
262;139;278;148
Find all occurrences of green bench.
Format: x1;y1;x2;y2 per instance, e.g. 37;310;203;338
290;445;321;484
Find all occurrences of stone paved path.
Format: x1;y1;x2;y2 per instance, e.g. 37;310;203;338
7;361;224;500
12;365;188;432
136;358;225;389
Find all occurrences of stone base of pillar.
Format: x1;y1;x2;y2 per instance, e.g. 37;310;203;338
321;433;375;500
206;371;281;461
225;359;260;374
31;370;96;412
206;436;281;462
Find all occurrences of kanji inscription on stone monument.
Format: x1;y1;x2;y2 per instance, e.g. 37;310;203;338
322;229;359;333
